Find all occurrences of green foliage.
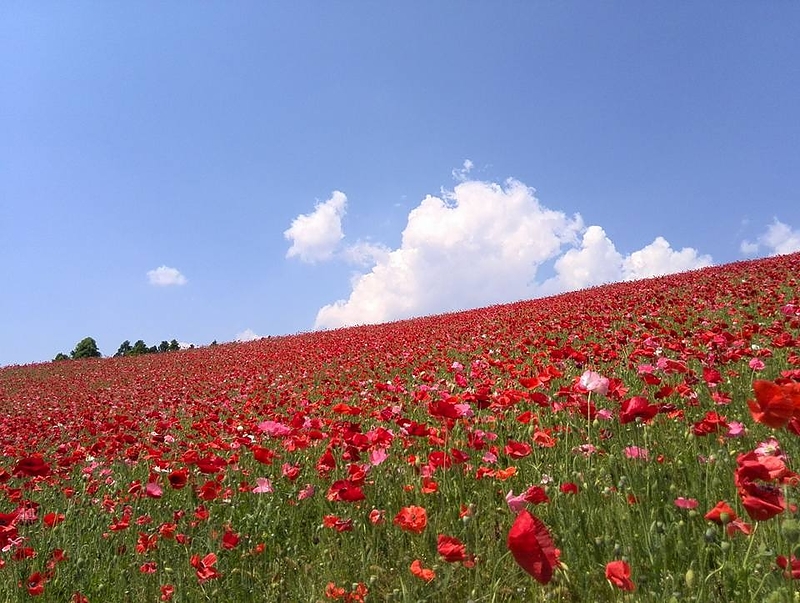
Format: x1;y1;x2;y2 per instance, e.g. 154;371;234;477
128;340;148;355
115;338;181;357
53;352;70;362
70;337;101;359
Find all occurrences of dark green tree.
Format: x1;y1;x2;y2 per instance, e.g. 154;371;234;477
158;340;170;353
169;339;180;352
53;352;70;362
115;340;133;357
71;337;101;359
130;340;150;356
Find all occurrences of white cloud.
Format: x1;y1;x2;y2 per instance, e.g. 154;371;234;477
341;240;391;267
740;239;759;255
147;266;187;286
284;191;347;263
451;159;474;181
315;178;585;329
539;227;711;294
743;219;800;256
235;328;261;342
311;173;714;330
621;236;712;280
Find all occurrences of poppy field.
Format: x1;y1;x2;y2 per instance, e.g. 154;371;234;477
1;252;800;602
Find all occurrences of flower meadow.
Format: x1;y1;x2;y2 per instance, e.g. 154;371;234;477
1;254;800;602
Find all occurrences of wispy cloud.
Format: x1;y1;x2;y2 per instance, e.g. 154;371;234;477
147;265;187;286
451;158;474;182
741;219;800;256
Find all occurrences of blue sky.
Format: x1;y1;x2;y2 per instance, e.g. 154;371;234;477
2;3;799;366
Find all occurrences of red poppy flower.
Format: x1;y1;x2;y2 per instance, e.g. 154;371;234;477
507;510;559;584
43;512;65;527
27;571;46;596
748;380;797;428
421;477;438;494
739;487;786;521
605;560;635;591
437;534;468;563
504;440;532;459
560;482;579;495
326;479;365;502
13;456;51;478
777;555;800;579
252;446;276;465
190;552;220;583
523;486;550;505
393;506;427;534
410;559;435;582
323;515;354;532
197;480;221;501
167;468;188;489
619;397;659;424
692;411;729;436
195;455;226;474
140;561;158;574
221;527;240;549
704;501;737;525
316;449;337;477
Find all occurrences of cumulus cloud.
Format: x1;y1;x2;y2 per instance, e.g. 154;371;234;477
540;228;712;295
741;219;800;256
284;191;347;262
147;266;187;286
308;173;714;330
315;178;585;328
622;237;713;279
234;328;261;342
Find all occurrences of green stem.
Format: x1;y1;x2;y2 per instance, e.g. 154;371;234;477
741;522;759;569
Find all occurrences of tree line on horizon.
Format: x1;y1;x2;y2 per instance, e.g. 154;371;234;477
53;337;183;362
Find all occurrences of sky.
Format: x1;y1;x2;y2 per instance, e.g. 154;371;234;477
2;3;799;367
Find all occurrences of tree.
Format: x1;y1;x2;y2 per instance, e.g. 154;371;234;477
53;352;70;362
130;340;150;356
71;337;101;359
115;340;133;357
169;339;180;352
158;340;170;353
